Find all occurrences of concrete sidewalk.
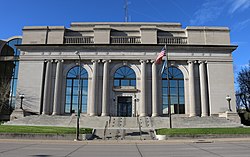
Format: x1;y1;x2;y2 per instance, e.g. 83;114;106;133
1;137;250;144
1;138;250;157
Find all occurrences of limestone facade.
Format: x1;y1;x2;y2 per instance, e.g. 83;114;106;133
15;22;237;117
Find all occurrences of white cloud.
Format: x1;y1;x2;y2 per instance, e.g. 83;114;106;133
190;0;250;25
190;0;225;25
232;18;250;31
229;0;250;14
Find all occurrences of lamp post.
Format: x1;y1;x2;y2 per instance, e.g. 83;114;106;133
75;51;82;141
226;95;232;112
19;94;24;110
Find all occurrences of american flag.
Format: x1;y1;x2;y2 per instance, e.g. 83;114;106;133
155;46;166;64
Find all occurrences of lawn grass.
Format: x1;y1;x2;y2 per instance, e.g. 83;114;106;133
0;125;92;134
156;128;250;135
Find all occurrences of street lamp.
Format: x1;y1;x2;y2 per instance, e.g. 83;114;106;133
19;94;24;110
226;95;232;111
75;51;82;141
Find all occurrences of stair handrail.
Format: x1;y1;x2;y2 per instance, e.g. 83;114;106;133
108;115;111;127
103;120;108;140
137;116;142;140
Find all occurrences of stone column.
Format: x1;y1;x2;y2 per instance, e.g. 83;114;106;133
199;61;209;117
188;61;197;117
52;60;63;115
140;60;147;116
151;60;158;117
101;60;111;116
42;60;52;115
90;60;98;116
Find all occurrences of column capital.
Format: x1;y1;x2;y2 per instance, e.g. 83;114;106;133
55;59;64;63
102;59;111;63
44;59;53;63
187;60;196;64
140;59;149;63
91;59;100;63
150;60;156;63
198;60;207;64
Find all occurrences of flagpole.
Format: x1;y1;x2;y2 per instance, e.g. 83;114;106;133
166;44;172;129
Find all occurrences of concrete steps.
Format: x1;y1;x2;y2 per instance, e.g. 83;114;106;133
92;117;156;140
4;115;243;140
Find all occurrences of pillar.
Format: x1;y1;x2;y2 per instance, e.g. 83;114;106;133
42;60;52;115
89;60;98;116
52;60;63;115
140;60;147;116
199;61;209;116
188;61;197;117
151;60;158;117
101;60;111;116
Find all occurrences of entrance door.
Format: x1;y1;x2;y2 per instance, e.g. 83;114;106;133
117;96;132;117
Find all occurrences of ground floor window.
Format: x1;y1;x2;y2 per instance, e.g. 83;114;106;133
162;66;185;114
65;66;88;113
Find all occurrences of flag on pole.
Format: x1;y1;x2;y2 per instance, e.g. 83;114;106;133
161;59;167;74
155;46;166;64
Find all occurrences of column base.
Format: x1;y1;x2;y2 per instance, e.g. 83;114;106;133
189;113;198;117
89;113;97;116
201;114;208;117
52;112;59;115
139;113;147;117
151;113;159;117
42;112;50;115
101;113;108;116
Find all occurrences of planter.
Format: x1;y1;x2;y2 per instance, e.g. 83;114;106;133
82;134;93;140
155;135;167;140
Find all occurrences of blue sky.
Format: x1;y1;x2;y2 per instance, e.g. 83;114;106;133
1;0;249;71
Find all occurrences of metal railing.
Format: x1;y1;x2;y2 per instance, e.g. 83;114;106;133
64;36;94;44
103;120;108;140
137;116;142;140
111;36;141;44
158;36;187;44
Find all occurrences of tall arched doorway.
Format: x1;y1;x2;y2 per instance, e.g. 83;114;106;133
113;66;136;117
65;66;88;114
162;66;185;114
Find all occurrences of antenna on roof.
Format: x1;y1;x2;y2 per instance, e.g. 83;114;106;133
124;0;129;22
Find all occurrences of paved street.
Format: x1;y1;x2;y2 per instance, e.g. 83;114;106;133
0;139;250;157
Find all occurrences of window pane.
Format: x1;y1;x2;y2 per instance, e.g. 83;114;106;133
179;96;185;104
162;80;168;87
67;80;72;86
179;88;184;95
73;80;79;86
71;104;78;113
170;80;176;87
66;87;72;95
65;96;71;103
72;96;78;103
130;80;136;86
121;80;129;86
65;104;71;113
114;79;119;86
179;80;184;87
170;88;177;95
73;87;79;95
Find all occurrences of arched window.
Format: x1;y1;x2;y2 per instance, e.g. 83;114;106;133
113;66;136;86
65;66;88;113
162;67;185;114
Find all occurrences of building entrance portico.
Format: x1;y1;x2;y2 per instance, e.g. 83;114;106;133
117;96;132;117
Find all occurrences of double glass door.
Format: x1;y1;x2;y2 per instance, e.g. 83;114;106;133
117;96;132;117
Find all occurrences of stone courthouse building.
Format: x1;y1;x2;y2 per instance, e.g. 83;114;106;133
13;22;237;118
